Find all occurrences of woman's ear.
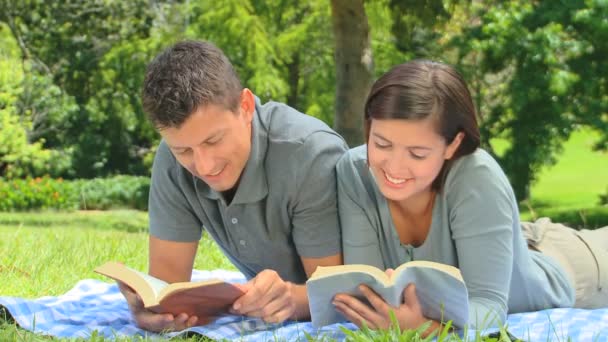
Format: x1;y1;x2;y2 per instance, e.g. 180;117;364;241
444;132;465;160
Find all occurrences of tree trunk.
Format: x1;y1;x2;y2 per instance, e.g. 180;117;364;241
286;53;300;109
330;0;374;147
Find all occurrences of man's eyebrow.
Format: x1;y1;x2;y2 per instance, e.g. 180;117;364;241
167;131;224;149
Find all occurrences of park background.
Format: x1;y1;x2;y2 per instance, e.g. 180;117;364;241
0;1;607;340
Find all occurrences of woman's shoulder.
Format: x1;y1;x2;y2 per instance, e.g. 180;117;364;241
336;145;380;197
445;148;515;198
450;148;506;179
336;144;368;176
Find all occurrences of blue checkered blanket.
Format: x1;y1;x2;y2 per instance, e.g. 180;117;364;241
1;270;607;341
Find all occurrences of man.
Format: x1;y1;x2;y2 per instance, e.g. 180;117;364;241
119;40;347;332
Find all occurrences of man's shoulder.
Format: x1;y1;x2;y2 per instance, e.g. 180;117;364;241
257;100;344;146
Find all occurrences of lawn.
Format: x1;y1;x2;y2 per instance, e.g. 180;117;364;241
493;129;608;225
1;129;605;341
0;211;479;342
530;129;608;210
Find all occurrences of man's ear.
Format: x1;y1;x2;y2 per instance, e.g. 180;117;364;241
239;88;255;123
445;132;465;160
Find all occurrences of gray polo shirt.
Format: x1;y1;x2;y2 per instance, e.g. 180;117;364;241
337;145;574;328
148;98;348;284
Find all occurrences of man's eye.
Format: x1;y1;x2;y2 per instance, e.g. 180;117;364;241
206;138;221;146
174;149;191;155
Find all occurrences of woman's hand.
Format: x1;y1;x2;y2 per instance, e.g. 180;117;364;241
332;283;440;335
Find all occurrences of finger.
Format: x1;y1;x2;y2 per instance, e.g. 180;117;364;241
261;304;293;324
233;282;251;293
334;294;383;328
403;283;420;309
359;285;391;312
245;290;290;320
233;271;281;312
135;311;175;332
385;268;395;277
334;300;376;329
169;313;192;331
186;315;199;328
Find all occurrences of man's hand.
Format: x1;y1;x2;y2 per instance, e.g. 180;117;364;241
230;269;303;323
118;282;198;332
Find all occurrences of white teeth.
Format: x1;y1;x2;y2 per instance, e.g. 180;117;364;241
384;171;406;184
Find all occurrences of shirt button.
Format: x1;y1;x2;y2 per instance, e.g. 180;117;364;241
239;240;246;246
231;218;238;224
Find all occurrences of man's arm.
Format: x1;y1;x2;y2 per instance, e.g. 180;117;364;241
119;236;199;332
291;253;343;319
149;236;198;283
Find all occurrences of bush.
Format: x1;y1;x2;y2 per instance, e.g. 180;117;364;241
526;206;608;230
73;176;150;211
0;177;76;211
0;175;149;211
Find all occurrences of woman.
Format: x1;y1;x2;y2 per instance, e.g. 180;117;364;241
333;60;608;333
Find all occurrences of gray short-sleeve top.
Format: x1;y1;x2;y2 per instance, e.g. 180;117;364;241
337;145;574;328
148;97;348;284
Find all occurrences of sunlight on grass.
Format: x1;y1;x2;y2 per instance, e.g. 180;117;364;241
492;129;607;211
0;211;234;298
531;129;608;209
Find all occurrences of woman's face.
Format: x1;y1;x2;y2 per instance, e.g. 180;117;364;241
367;117;462;203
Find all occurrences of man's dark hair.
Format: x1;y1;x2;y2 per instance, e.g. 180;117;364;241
142;40;243;129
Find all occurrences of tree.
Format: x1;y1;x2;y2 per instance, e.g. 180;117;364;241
0;0;160;177
455;0;608;200
330;0;374;147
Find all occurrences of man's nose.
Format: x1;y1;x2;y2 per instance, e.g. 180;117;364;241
193;147;213;176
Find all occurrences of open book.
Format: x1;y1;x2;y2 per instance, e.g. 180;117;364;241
94;261;244;324
306;260;469;328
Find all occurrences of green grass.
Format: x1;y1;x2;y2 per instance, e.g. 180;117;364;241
4;126;604;340
0;211;524;341
492;129;608;226
530;129;608;210
0;210;235;298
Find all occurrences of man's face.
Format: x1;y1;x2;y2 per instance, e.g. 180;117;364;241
160;92;254;192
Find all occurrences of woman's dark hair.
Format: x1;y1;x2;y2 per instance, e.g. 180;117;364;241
364;60;480;192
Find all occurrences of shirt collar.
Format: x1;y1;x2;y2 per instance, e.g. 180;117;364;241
197;97;268;204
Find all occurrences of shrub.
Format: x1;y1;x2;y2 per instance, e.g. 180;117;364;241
527;206;608;229
73;176;150;211
0;177;76;211
0;175;149;211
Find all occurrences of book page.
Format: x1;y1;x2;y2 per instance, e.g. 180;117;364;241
127;266;168;299
310;264;391;285
307;261;468;328
395;260;463;281
393;264;468;328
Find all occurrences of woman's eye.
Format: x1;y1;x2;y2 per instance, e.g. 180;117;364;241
410;152;426;160
374;142;390;149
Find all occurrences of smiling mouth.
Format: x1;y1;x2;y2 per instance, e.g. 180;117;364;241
384;171;408;185
208;165;226;177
